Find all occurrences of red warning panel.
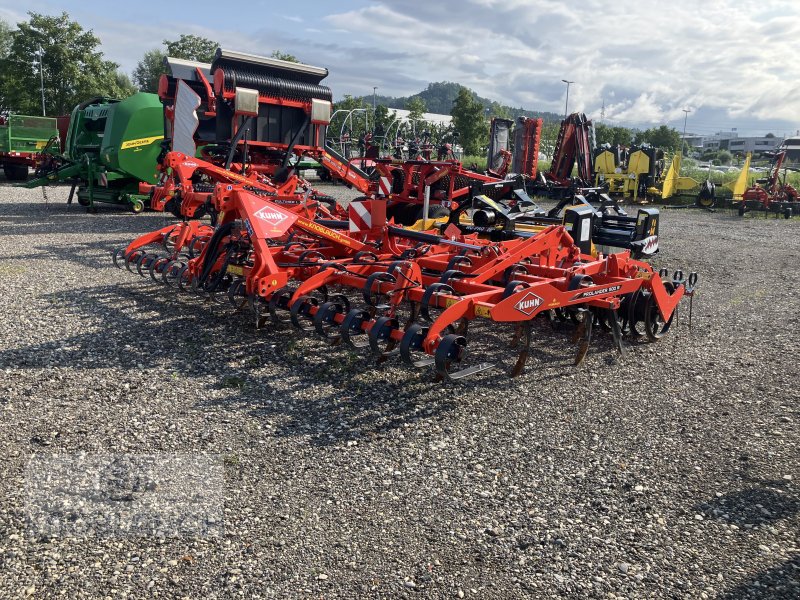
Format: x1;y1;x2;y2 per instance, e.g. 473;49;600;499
238;192;298;238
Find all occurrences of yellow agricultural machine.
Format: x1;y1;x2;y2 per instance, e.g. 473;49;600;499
595;145;716;206
724;152;751;201
594;145;663;202
649;152;716;208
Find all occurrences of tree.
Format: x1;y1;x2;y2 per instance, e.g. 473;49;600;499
373;104;391;136
133;34;218;94
635;125;682;151
405;96;427;122
717;150;732;165
0;19;14;111
450;87;486;155
0;19;11;56
487;101;511;120
595;123;633;147
132;49;166;93
0;12;134;116
270;50;299;63
164;34;218;63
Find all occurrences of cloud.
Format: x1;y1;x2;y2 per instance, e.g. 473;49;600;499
321;0;800;132
4;0;797;134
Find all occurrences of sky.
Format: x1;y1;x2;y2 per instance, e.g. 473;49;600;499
3;0;799;137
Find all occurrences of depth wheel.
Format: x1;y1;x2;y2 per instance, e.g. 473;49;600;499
643;284;675;341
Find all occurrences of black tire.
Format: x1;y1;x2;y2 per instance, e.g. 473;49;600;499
386;203;416;226
398;204;421;226
738;203;746;217
416;204;450;221
784;207;792;219
3;164;29;181
390;168;405;194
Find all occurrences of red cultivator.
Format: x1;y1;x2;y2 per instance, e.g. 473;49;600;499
144;151;343;222
113;179;697;381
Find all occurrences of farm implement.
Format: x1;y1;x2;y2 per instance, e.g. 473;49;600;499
447;190;661;258
533;112;594;197
145;151;343;222
486;116;543;180
25;94;164;212
0;114;59;181
112;182;696;381
139;49;337;216
736;151;800;218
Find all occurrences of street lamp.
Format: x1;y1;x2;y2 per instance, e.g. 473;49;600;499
681;108;691;149
36;45;45;116
29;27;46;116
561;79;574;119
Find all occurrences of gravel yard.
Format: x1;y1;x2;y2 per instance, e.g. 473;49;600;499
0;181;798;599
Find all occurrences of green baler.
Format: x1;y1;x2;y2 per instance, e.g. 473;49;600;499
26;93;163;212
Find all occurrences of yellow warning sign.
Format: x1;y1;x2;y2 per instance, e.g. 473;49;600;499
120;136;163;150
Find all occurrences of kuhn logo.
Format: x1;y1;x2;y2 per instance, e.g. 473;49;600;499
254;206;288;227
571;285;622;301
514;292;543;315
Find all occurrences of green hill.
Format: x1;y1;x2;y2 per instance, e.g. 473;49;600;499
351;82;562;123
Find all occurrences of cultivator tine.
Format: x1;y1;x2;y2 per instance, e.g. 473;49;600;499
112;247;127;269
339;308;372;349
574;311;594;366
434;334;496;381
289;296;320;332
400;324;435;368
368;316;400;361
607;309;625;355
509;324;532;377
313;297;349;343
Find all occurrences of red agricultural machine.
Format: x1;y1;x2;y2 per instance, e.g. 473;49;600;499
737;151;800;218
139;47;664;266
112;178;696;381
148;151;343;223
486;116;543;180
534;112;595;197
140;49;339;216
0;114;59;180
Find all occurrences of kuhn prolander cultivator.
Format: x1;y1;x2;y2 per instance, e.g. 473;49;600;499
113;182;696;381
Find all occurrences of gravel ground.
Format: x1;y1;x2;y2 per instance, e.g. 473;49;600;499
0;179;798;599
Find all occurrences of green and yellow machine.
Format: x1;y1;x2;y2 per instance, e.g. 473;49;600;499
0;114;59;180
26;93;163;212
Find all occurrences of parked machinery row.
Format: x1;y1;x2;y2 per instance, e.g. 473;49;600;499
113;175;696;380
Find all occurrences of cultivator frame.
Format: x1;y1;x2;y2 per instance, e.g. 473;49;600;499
113;181;696;381
144;151;342;222
443;189;661;258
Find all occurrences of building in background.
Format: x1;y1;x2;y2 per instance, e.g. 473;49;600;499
684;130;783;155
778;136;800;162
